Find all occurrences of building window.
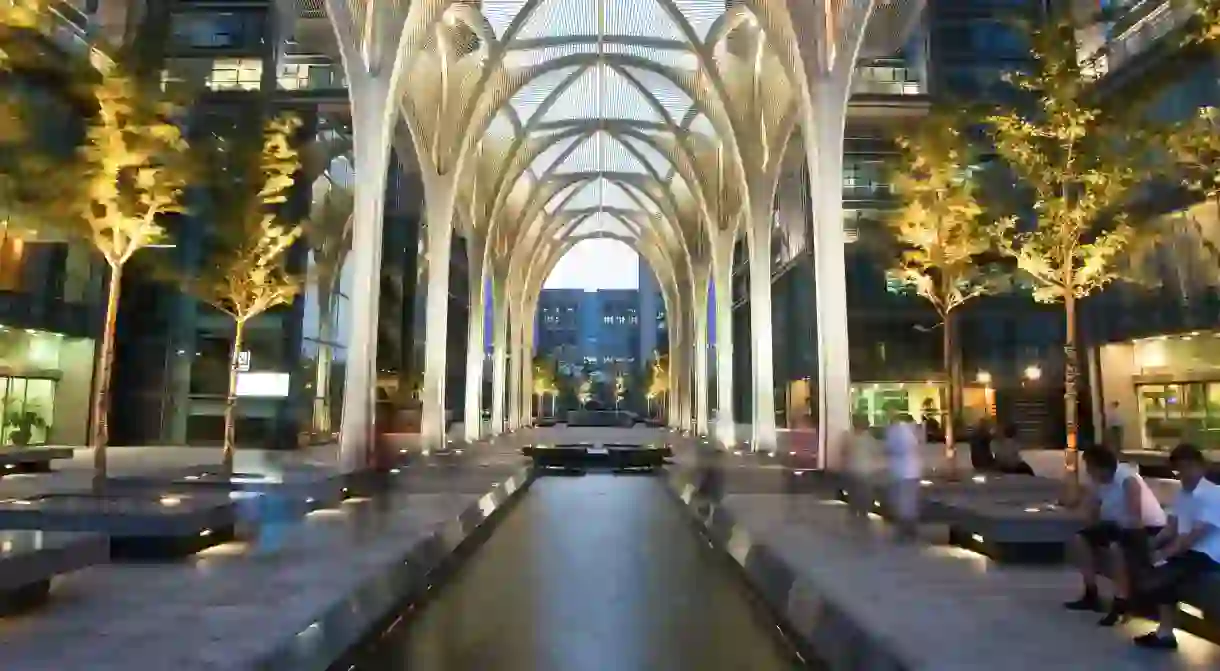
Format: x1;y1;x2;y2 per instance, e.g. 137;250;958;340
170;12;265;50
206;58;263;91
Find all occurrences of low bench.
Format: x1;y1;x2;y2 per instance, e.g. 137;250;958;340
0;446;74;475
0;491;236;559
0;530;107;614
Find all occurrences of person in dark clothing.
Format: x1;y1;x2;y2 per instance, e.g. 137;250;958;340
993;424;1035;475
1132;444;1220;649
968;418;995;471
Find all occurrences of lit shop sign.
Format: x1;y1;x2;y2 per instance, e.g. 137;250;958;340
235;372;290;398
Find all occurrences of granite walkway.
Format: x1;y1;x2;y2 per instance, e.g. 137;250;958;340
669;458;1220;671
0;450;531;671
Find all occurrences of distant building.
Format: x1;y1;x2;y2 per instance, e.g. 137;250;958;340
536;288;653;379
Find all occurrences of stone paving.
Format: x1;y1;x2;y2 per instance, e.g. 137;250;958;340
0;437;532;671
664;445;1220;670
8;425;1200;670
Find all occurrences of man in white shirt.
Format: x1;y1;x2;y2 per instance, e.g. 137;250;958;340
1064;447;1166;626
1133;443;1220;650
884;412;922;542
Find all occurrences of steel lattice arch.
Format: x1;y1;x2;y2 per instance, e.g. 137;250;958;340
282;0;925;468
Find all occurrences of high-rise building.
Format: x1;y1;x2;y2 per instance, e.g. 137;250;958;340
6;0;452;448
731;0;1062;437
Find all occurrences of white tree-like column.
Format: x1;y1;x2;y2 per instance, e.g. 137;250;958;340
765;0;925;466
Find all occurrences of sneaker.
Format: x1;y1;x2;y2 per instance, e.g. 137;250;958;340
1064;594;1102;612
1133;632;1179;650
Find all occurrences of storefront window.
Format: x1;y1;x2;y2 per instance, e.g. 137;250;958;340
1139;382;1220;450
0;377;55;445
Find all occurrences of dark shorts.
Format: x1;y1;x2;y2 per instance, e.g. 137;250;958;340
1137;551;1220;606
1080;522;1162;550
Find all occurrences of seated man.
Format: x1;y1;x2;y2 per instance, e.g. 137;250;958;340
992;424;1035;476
1134;443;1220;650
1065;447;1166;626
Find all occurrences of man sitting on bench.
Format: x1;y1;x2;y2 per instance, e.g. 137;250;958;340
1133;443;1220;650
1065;447;1166;626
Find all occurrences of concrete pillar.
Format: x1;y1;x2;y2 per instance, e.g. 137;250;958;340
746;206;778;453
462;249;487;443
809;90;852;470
337;96;392;472
693;276;710;436
418;176;457;451
490;277;508;435
712;242;736;448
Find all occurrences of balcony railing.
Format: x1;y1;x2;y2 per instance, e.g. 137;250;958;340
852;63;924;96
1082;0;1192;80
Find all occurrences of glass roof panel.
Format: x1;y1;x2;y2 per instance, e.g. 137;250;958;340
515;0;599;42
567;210;638;239
509;64;583;126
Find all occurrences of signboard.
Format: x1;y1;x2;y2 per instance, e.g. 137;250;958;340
234;372;290;398
235;351;251;372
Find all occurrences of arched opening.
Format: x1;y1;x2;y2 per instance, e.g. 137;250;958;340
535;238;665;418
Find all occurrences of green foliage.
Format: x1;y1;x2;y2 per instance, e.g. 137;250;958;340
1190;0;1220;45
532;354;558;396
646;352;668;399
1163;106;1220;207
27;68;191;267
887;112;997;317
987;19;1142;303
184;115;304;322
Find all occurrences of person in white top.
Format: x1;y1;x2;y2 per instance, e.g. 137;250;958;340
843;414;883;521
884;412;922;542
1133;443;1220;650
1064;447;1167;626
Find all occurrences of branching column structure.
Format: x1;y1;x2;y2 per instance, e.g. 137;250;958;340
698;6;801;453
763;0;924;466
323;0;431;470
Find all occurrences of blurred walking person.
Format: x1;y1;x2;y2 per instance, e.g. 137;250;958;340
886;412;923;542
844;414;883;521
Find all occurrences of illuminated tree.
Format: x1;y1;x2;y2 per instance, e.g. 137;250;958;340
988;19;1141;486
182;116;303;473
646;352;669;416
531;354;558;416
887;113;996;472
1190;0;1220;44
27;68;190;484
1164;107;1220;219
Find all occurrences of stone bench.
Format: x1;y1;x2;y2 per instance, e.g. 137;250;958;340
0;446;74;475
0;491;237;559
934;495;1085;563
0;530;107;614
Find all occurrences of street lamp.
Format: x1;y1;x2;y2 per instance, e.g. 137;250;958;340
1024;365;1042;381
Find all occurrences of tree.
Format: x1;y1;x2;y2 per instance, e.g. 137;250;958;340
181;115;303;473
532;354;558;416
888;113;997;473
24;66;190;486
988;19;1142;487
646;352;668;417
1164;107;1220;221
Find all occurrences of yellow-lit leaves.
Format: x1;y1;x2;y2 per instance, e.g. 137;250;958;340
188;115;304;322
987;19;1141;304
887;113;995;317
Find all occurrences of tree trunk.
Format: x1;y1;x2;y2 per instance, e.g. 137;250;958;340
1064;292;1081;497
222;319;246;476
943;311;958;478
90;263;123;493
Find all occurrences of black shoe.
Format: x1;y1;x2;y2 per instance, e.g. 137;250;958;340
1133;632;1178;650
1098;605;1129;627
1064;594;1102;612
